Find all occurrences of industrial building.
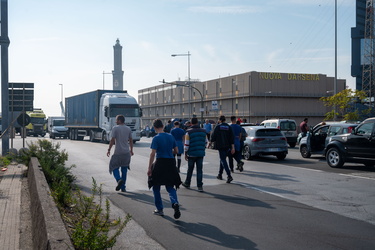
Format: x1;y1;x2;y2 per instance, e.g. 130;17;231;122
138;71;346;127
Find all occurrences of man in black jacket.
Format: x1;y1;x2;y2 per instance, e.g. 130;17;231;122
210;115;235;183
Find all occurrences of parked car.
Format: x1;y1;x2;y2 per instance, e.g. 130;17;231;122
242;126;288;160
140;128;156;138
325;117;375;168
299;122;358;158
260;119;297;148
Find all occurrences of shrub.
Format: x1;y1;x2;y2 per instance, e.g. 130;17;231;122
24;139;130;249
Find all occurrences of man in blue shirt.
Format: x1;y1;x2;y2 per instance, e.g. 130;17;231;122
204;119;212;140
147;119;182;219
170;121;185;172
229;116;244;172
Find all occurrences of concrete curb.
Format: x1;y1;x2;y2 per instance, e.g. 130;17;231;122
28;157;74;250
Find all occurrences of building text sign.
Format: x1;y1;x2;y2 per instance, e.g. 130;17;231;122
258;72;320;81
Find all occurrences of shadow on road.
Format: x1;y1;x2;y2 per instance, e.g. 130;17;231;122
172;220;258;250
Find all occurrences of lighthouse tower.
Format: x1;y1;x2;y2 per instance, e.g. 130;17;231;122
112;38;124;90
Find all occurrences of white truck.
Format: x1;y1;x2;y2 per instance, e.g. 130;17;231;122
47;116;68;139
65;90;142;143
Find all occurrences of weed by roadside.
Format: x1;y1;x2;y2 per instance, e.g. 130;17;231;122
23;139;131;249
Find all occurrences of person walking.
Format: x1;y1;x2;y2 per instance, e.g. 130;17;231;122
210;115;235;183
228;116;244;172
107;114;134;192
182;117;208;192
147;119;182;219
170;121;185;172
145;124;150;137
300;118;309;137
239;120;247;160
204;119;212;141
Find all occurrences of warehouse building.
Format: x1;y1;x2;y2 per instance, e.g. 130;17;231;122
138;71;346;127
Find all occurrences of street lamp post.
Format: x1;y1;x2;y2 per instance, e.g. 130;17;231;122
171;51;191;119
59;84;64;116
59;83;63;103
264;91;271;120
102;71;112;90
162;80;204;126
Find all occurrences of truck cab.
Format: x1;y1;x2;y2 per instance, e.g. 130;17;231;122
99;92;142;143
26;109;47;137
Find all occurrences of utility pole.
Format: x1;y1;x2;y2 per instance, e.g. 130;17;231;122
1;0;10;155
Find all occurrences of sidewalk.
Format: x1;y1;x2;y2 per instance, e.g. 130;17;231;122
0;164;26;250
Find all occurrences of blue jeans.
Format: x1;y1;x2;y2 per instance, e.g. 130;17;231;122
185;156;203;187
218;149;232;177
152;185;179;211
113;166;128;190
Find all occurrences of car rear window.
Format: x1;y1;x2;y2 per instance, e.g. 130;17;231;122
280;121;296;130
255;129;283;136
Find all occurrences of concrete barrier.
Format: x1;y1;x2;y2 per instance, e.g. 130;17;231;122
28;157;74;250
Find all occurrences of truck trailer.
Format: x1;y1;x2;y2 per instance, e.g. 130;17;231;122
65;90;142;143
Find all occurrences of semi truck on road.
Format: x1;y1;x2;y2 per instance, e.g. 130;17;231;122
65;90;142;143
26;108;47;137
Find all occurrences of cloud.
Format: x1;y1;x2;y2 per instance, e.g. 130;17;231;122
188;5;262;14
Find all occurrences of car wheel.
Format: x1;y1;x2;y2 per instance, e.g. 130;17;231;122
276;152;287;160
300;145;311;158
326;147;345;168
289;142;296;148
243;145;252;160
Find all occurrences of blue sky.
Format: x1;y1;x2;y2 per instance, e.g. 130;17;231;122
7;0;355;116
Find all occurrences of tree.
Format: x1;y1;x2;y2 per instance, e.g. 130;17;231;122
320;89;370;121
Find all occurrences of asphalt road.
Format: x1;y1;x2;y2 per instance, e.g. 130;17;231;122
11;136;375;249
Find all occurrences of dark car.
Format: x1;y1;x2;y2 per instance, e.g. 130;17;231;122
299;122;358;158
325;117;375;168
140;128;156;138
242;126;288;160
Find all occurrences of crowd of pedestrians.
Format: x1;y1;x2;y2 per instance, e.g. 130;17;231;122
108;115;247;219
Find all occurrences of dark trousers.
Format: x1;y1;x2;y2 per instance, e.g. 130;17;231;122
185;156;204;187
218;149;232;177
228;150;242;170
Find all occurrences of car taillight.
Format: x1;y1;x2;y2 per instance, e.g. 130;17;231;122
281;137;286;141
348;127;354;133
252;138;265;142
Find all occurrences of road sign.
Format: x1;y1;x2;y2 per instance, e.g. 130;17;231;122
17;113;31;127
211;101;218;111
9;82;34;112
